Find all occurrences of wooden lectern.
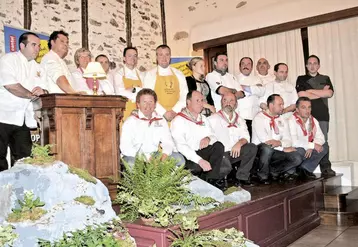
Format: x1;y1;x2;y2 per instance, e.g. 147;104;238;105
33;94;127;199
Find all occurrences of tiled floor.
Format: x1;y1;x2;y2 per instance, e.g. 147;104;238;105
288;225;358;247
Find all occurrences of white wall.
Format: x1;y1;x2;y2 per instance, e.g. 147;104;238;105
165;0;358;56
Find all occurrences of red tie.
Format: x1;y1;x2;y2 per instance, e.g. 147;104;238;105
177;112;204;125
131;112;163;126
262;111;280;135
218;110;239;128
293;112;316;142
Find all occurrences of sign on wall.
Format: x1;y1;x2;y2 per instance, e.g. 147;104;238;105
170;57;195;77
4;25;49;63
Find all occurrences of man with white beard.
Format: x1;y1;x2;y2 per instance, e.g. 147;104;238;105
208;93;257;187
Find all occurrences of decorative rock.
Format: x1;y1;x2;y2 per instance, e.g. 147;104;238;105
89;19;102;26
0;161;116;247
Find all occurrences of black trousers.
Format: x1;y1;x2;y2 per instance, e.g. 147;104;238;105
318;121;332;172
0;122;32;172
256;143;303;180
224;143;257;181
184;141;226;181
245;119;252;140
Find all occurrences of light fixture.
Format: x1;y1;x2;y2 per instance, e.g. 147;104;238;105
83;62;106;95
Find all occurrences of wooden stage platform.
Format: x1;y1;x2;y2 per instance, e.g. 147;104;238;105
125;176;327;247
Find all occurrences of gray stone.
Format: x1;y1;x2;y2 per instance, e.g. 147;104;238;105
73;7;79;12
64;4;71;10
117;0;124;4
188;6;196;11
43;0;59;4
0;161;116;247
151;21;159;29
236;1;247;8
151;13;159;20
110;18;119;28
51;16;60;22
174;31;189;41
89;19;102;26
141;15;150;21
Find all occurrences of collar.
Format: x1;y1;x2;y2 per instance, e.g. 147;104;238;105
218;110;239;128
214;69;227;76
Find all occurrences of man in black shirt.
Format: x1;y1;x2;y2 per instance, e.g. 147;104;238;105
295;55;335;177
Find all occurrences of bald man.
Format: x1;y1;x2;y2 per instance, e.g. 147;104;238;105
256;58;275;85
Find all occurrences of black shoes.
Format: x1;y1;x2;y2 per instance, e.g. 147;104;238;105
321;168;336;178
207;178;228;191
300;169;316;180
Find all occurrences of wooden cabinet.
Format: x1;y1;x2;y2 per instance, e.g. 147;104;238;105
33;94;127;199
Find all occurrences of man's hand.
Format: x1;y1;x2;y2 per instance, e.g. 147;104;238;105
164;110;176;121
305;149;313;158
230;142;242;158
198;159;212;172
235;90;245;99
160;153;168;161
323;85;330;90
283;147;297;153
199;137;210;150
265;140;281;147
314;143;323;153
31;86;46;96
207;105;216;113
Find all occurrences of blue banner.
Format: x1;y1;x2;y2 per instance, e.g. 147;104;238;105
4;25;49;62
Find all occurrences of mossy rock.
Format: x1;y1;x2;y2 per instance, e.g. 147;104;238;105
7;207;47;223
68;166;97;184
23;144;55;165
223;186;240;195
74;196;95;206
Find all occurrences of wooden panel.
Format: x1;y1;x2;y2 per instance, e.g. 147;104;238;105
60;109;83;167
288;188;316;228
245;203;285;244
93;110;117;178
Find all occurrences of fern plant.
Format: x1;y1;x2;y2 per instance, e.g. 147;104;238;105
0;225;18;247
114;154;215;227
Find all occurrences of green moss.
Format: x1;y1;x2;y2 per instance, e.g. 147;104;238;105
7;207;47;223
223;186;239;195
205;201;237;215
23;144;55;165
0;225;18;247
68;166;97;184
74;196;95;206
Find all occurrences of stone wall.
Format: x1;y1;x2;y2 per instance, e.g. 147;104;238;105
88;0;126;69
0;0;24;55
0;0;162;71
31;0;82;70
131;0;162;71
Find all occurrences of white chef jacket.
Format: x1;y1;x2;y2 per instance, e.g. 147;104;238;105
41;50;74;93
206;70;243;111
170;110;217;163
143;66;188;116
252;111;292;151
237;73;265;120
71;67;114;95
0;51;48;127
258;73;276;85
260;80;298;119
114;66;145;103
120;110;175;159
287;114;325;150
208;111;250;152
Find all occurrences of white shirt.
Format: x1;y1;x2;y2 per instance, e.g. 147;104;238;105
237;73;265;120
260;80;298;119
252;111;292;151
71;68;114;95
143;66;188;116
0;51;48;127
206;70;243;111
288;114;325;150
258;73;276;85
171;111;217;163
114;66;145;103
120;110;175;159
41;50;74;93
208;111;250;152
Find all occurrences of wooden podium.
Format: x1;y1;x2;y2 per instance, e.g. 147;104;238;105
33;94;127;199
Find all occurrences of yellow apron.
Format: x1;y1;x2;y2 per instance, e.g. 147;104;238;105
154;67;180;112
122;68;142;121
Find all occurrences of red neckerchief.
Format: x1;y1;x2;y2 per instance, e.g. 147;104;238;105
79;67;99;90
131;110;163;126
293;112;316;142
177;111;204;126
262;111;280;135
218;110;239;128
